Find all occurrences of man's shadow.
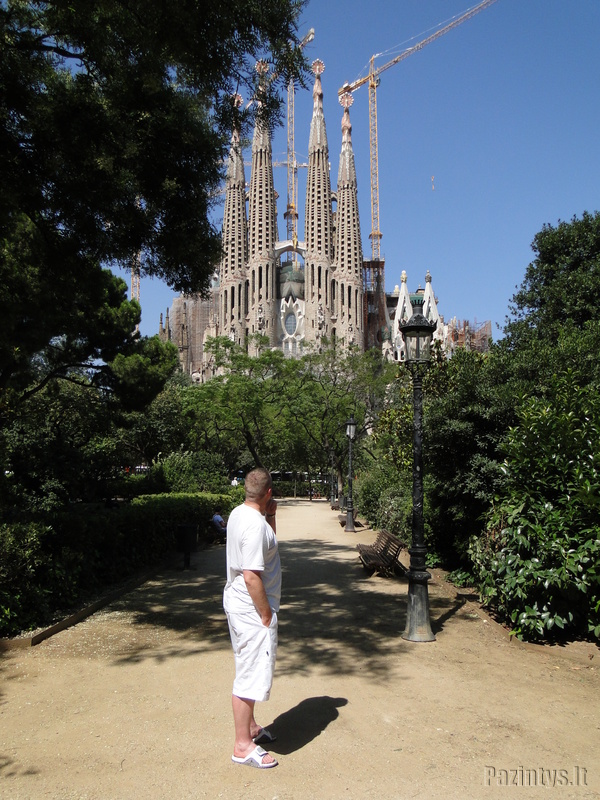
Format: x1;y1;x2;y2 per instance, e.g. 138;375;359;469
266;696;348;755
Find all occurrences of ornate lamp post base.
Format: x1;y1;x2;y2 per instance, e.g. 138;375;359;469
402;558;435;642
345;506;356;533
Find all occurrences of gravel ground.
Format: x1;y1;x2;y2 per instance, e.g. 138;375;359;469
1;499;599;800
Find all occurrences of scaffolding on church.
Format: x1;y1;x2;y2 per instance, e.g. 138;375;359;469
362;259;389;350
445;318;492;354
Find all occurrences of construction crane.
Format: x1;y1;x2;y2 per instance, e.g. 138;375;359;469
130;250;141;333
131;251;141;305
284;28;315;255
338;0;499;261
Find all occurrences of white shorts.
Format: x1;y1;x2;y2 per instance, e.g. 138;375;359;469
226;610;278;702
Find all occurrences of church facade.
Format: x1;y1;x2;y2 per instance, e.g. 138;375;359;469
158;61;490;381
160;60;365;379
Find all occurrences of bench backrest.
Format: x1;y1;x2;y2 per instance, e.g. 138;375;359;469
378;530;403;558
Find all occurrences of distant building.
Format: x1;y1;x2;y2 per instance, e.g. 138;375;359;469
159;61;490;379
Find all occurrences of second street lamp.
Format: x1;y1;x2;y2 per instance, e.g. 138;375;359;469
399;299;437;642
345;415;357;532
330;449;336;508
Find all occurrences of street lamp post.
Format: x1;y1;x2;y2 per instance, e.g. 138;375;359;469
345;415;357;532
330;450;336;508
399;301;437;642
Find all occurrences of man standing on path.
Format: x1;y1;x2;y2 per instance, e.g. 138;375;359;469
223;468;281;769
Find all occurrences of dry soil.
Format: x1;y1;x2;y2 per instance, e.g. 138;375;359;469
1;499;598;800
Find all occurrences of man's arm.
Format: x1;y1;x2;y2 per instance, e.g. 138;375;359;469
243;569;272;626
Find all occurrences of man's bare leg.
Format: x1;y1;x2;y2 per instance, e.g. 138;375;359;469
231;695;276;765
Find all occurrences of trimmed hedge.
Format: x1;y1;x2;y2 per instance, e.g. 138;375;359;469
0;492;235;638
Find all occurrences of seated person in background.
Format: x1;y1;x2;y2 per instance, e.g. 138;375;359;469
211;509;227;538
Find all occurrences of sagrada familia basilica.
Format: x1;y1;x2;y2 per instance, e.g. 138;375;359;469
159;61;490;381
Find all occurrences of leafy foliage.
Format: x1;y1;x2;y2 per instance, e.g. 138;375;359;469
504;211;600;348
470;374;600;640
151;450;230;494
0;342;178;515
354;460;411;542
0;491;235;637
1;0;308;290
422;347;510;565
2;380;119;513
187;338;394;487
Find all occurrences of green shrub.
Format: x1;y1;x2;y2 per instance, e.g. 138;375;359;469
355;463;410;541
469;375;600;641
0;491;235;638
0;521;85;635
355;463;395;526
228;485;246;506
375;484;411;544
470;500;600;640
150;450;230;494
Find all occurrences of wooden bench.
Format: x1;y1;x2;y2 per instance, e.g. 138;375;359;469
357;529;406;577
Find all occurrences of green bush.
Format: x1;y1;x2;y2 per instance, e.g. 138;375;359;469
470;500;600;640
354;463;410;541
0;522;60;634
469;375;600;641
150;450;230;493
374;484;412;544
0;491;235;638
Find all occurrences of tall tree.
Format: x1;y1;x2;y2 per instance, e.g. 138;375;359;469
284;343;396;491
503;211;600;349
185;336;291;470
1;0;308;405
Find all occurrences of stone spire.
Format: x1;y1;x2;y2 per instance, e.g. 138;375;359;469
395;270;413;325
335;93;363;280
248;62;278;260
305;59;333;260
221;96;248;280
303;59;333;345
333;93;364;349
219;95;249;345
247;62;278;347
422;269;440;325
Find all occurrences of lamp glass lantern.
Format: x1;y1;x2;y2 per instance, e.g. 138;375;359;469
345;416;356;441
399;310;436;365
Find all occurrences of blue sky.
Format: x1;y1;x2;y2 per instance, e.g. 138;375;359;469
127;0;600;339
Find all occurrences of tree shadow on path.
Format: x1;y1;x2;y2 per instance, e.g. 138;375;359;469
274;537;470;681
105;508;471;670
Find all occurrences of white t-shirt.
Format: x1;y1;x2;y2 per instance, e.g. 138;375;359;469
223;503;281;614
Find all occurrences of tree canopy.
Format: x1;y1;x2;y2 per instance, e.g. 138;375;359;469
503;211;600;348
1;0;308;409
2;0;308;289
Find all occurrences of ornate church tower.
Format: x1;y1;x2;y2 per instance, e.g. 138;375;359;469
304;60;333;345
247;61;279;349
219;95;248;346
333;93;364;349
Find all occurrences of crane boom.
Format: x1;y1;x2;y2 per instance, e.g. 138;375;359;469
338;0;499;260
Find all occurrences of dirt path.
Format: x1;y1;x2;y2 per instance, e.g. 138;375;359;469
1;499;598;800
